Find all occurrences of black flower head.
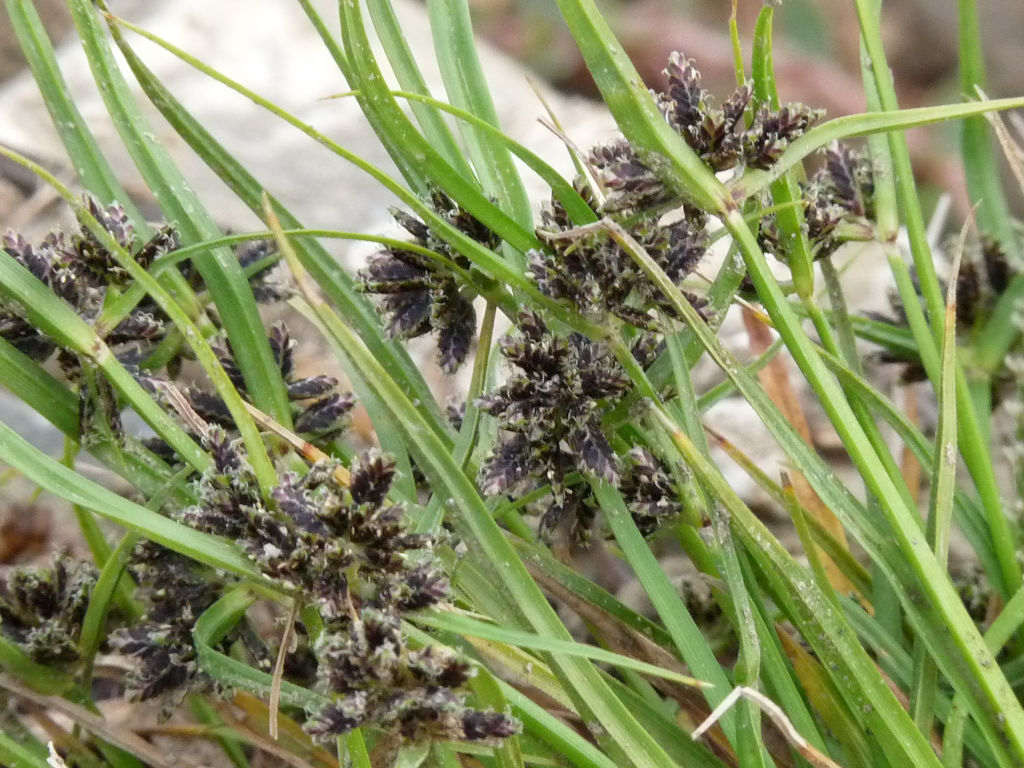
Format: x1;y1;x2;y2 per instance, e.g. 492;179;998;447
309;451;438;586
182;322;353;445
619;447;683;535
181;429;263;539
460;710;522;742
168;428;510;748
802;142;876;258
589;140;671;213
72;198;181;293
306;695;369;741
108;542;221;705
359;187;494;373
316;609;404;694
871;235;1022;386
532;193;709;329
110;620;199;703
308;611;518;745
0;197;188;395
743;102;824;171
0;555;96;664
128;541;222;626
478;310;641;538
235;238;288;302
659;52;824;174
757;142;875;264
662;53;751;171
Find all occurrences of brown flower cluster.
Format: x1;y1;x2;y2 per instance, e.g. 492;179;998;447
360;188;498;373
178;434;518;744
478;310;681;541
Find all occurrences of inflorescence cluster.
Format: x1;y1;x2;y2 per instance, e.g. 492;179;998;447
478;309;681;540
352;53;840;542
0;194;514;747
0;555;96;665
758;142;876;262
0;199;177;369
0;47;903;758
359;187;495;374
179;320;353;444
530;181;709;328
109;542;223;704
178;434;517;743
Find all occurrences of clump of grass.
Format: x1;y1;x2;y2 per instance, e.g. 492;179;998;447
1;1;1024;767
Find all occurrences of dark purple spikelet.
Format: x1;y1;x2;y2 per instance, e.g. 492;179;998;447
433;281;476;374
619;447;683;535
132;225;178;271
286;375;338;400
743;102;824;170
306;695;369;740
268;320;295;378
589;139;671;212
393;563;450;611
359;187;491;373
348;452;398;508
532;185;708;328
802;142;876;258
173;322;353;454
461;710;522;741
478;310;643;540
982;236;1012;295
407;645;473;688
110;617;200;703
272;474;329;535
184;387;234;428
209;338;247;390
235;239;288;302
0;555;96;664
108;543;223;705
662;53;705;129
477;434;532;496
106;311;164;345
661;53;751;171
0;198;181;368
307;609;517;744
293;392;355;436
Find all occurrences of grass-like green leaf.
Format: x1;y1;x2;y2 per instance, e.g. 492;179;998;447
607;212;1023;763
3;0;145;223
0;419;262;582
96;20;456;445
412;609;708;688
0;336;78;439
592;481;736;737
0;734;49;768
73;0;294;429
365;0;476;181
912;234;963;735
730;96;1024;201
654;412;943;768
426;0;534;267
956;0;1018;256
337;0;539;256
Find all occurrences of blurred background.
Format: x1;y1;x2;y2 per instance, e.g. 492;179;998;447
2;0;1023;219
463;0;1024;216
0;0;1021;568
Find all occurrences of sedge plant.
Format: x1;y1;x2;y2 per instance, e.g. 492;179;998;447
1;1;1024;767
